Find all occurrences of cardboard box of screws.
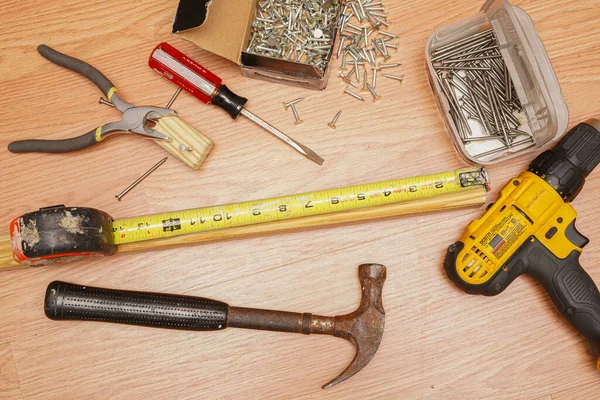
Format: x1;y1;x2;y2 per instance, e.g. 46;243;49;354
425;0;569;165
172;0;343;90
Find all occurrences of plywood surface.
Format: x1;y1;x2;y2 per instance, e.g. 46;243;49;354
1;0;599;398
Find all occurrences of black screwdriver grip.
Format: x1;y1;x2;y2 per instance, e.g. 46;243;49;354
38;44;115;97
212;85;248;119
8;128;99;153
45;281;229;331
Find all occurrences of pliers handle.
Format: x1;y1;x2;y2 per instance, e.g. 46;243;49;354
8;45;174;154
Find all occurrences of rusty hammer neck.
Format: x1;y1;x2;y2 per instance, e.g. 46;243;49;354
228;308;335;335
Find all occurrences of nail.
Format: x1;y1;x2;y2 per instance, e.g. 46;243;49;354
344;88;365;102
473;138;534;159
283;97;304;110
366;84;382;102
361;70;369;92
383;73;404;82
290;104;304;125
328;110;342;129
372;68;378;89
433;66;491;71
166;87;182;109
99;98;115;108
115;158;168;201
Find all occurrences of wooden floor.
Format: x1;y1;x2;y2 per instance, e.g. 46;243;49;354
1;0;599;398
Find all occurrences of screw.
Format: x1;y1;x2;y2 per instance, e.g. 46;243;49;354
290;104;303;125
115;157;168;201
328;110;342;129
343;88;365;102
282;98;304;110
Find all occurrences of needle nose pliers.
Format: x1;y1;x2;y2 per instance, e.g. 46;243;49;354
8;45;176;153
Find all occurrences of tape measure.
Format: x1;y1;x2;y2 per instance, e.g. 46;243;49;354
111;167;487;245
10;167;487;266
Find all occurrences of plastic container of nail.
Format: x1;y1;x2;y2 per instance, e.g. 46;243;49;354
425;0;569;165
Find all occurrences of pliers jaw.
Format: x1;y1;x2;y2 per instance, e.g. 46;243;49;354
127;106;177;141
102;102;177;141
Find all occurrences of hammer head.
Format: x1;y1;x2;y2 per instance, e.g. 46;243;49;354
323;263;386;389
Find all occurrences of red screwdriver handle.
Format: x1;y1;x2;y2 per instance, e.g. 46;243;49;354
149;42;222;104
149;42;248;119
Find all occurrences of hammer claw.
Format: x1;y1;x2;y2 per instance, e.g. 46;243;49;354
322;333;383;389
322;264;386;389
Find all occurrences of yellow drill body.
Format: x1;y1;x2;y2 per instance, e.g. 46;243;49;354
457;171;581;286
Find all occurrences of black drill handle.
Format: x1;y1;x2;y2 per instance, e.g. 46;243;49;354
8;128;99;153
45;281;229;331
38;45;115;97
525;243;600;356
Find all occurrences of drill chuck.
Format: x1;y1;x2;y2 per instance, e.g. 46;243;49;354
529;119;600;202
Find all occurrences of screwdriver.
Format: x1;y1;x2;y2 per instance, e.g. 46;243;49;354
149;42;324;165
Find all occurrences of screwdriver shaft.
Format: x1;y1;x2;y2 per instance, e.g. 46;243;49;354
239;108;324;165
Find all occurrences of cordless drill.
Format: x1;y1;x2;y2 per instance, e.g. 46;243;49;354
445;119;600;367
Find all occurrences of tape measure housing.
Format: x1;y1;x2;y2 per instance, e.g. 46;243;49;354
11;206;115;266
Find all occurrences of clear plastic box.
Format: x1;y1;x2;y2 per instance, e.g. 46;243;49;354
425;0;569;165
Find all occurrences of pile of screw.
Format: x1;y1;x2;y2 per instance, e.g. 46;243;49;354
337;0;403;103
246;0;341;75
430;28;534;160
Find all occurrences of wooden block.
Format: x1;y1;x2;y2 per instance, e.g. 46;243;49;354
154;115;214;170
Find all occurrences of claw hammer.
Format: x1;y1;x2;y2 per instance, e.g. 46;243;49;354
45;264;386;389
